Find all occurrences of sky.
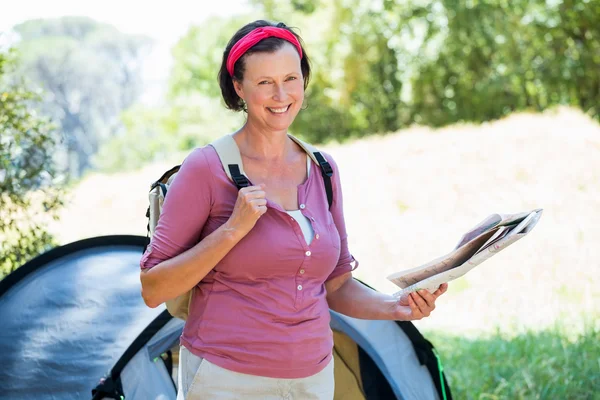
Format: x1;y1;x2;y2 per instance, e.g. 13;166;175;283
0;0;253;103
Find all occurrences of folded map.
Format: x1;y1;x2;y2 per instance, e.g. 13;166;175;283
387;209;543;297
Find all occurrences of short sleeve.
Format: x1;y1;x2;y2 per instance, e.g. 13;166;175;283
324;154;359;281
140;147;214;270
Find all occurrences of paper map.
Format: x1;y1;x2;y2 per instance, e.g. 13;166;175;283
387;209;543;297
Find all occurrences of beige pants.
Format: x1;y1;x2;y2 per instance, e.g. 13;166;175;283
177;346;335;400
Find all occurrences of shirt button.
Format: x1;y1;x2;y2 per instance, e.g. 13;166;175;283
300;269;305;274
305;251;311;256
299;204;306;209
297;285;303;290
315;234;320;239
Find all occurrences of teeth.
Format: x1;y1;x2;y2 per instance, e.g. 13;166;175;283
268;105;289;113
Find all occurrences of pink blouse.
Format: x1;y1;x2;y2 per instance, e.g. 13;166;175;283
140;144;358;379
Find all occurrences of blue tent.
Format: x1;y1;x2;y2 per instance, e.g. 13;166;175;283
0;236;451;400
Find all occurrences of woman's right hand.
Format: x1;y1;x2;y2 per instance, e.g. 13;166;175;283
225;184;268;236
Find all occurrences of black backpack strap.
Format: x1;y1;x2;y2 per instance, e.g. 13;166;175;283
152;165;181;187
313;151;333;209
228;164;250;190
287;134;334;209
210;135;251;190
211;134;334;208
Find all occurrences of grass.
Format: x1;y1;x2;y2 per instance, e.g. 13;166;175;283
426;324;600;400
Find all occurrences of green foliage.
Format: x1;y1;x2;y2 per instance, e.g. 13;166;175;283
392;0;600;126
0;49;65;279
426;324;600;399
111;0;600;157
169;16;251;99
292;1;404;142
244;0;600;136
96;16;251;172
94;96;245;172
13;17;152;176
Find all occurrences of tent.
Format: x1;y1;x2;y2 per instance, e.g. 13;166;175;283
0;235;452;400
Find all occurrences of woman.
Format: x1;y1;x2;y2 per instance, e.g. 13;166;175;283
140;20;448;399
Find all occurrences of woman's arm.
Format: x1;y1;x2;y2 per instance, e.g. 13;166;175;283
141;184;268;308
326;272;448;321
141;222;243;308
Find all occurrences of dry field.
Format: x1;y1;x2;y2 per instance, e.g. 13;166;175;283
49;107;600;337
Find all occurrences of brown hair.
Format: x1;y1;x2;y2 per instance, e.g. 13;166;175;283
218;20;311;112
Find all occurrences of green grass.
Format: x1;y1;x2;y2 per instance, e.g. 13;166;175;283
425;324;600;400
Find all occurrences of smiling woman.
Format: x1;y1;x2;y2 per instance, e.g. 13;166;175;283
139;19;448;400
218;21;311;113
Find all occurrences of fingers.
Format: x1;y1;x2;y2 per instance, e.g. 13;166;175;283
240;184;266;192
417;289;437;308
410;290;434;317
252;198;267;207
433;283;449;298
408;295;425;320
254;201;268;216
395;287;447;323
239;185;267;200
397;292;411;307
238;185;267;216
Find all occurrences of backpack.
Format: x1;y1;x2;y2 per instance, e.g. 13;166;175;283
144;134;334;320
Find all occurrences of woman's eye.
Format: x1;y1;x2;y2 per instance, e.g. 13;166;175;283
259;80;270;85
287;76;297;81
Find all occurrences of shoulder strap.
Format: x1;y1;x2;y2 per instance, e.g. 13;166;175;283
210;135;250;189
210;134;334;208
288;135;334;209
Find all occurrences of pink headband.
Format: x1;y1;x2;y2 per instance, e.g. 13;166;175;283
226;26;303;77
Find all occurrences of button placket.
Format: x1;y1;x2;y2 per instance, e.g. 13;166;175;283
295;265;306;306
300;211;319;249
295;243;312;305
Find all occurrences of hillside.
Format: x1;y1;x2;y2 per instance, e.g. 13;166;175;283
49;107;600;335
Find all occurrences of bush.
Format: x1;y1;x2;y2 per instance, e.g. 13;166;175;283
0;49;66;278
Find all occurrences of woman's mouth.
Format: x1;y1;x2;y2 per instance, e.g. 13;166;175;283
267;104;291;115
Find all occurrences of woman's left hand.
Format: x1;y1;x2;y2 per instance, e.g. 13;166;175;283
390;283;449;321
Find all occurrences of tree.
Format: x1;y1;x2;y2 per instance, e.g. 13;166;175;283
12;17;152;176
169;16;252;99
388;0;600;126
0;49;66;279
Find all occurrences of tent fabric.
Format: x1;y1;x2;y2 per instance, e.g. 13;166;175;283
0;235;451;400
332;330;365;400
0;236;164;400
106;314;440;400
331;312;440;400
120;317;183;400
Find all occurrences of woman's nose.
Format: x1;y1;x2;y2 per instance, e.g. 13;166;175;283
273;84;288;101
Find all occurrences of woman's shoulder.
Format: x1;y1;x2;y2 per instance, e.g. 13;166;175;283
180;144;220;172
316;150;340;173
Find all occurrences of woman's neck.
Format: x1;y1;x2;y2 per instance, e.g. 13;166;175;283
234;121;292;162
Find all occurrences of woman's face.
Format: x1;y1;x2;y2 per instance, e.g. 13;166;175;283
233;42;304;133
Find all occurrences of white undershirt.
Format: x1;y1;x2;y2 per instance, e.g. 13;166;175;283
286;156;315;245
